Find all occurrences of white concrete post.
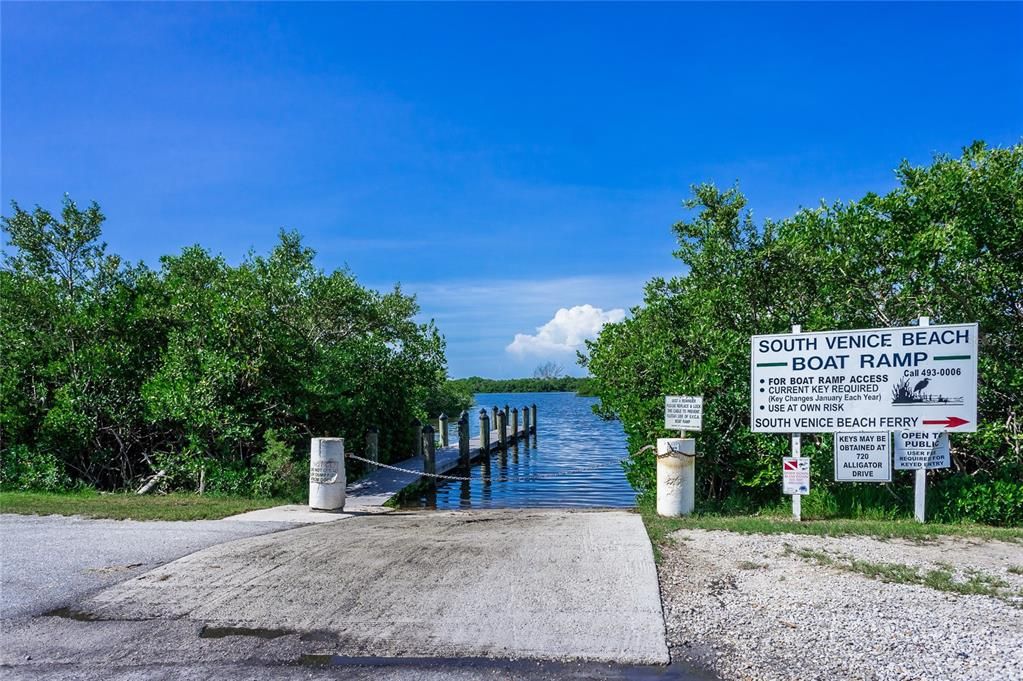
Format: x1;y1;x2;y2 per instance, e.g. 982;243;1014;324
656;438;696;516
915;316;930;523
309;437;345;511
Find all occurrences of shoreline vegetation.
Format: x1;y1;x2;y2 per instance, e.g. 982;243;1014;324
445;376;594;398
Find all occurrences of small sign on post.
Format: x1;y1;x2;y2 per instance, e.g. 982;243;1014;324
894;431;950;470
665;395;703;431
783;457;810;496
834;432;891;482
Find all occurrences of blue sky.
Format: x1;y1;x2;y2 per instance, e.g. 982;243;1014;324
3;2;1021;378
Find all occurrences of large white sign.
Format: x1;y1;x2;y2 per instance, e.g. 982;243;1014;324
834;432;891;482
782;457;810;495
894;431;951;470
750;323;977;433
665;395;703;431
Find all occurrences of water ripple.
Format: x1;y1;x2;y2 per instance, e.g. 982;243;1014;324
402;392;636;509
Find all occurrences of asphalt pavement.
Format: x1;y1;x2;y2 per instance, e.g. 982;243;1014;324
0;513;298;619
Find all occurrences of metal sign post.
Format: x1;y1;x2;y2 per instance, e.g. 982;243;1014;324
791;324;802;521
914;317;929;522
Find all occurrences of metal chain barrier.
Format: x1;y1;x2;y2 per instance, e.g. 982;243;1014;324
345;452;620;483
638;442;699;459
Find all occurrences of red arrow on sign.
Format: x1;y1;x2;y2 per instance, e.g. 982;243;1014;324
921;416;970;428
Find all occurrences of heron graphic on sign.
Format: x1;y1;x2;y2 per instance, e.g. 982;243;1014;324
891;377;963;406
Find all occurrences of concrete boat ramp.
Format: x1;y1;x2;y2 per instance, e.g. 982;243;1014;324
69;509;668;665
2;430;682;677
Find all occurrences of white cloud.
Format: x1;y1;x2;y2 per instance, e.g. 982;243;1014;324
506;305;626;357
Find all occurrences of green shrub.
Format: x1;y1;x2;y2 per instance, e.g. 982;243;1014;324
252;430;306;500
931;476;1023;526
0;445;74;492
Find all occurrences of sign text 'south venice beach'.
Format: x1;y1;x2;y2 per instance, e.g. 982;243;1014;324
750;323;977;433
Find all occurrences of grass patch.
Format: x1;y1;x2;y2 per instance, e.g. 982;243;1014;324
783;544;1021;604
637;498;1023;562
1008;565;1023;576
0;490;286;521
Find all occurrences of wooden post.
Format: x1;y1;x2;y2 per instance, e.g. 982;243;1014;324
413;419;423;460
522;406;530;446
422;425;436;477
915;316;930;523
366;426;379;470
511;407;519;440
458;411;470;468
491;406;499;433
531;403;537;433
498;410;508;450
504;404;510;430
479;409;490;455
439;413;449;447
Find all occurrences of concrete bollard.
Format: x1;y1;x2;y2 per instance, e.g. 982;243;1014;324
413;419;423;459
439;413;449;447
365;426;379;470
309;437;345;511
422;425;436;476
531;404;537;433
498;410;508;449
511;407;519;439
479;409;490;455
656;438;696;516
458;412;470;468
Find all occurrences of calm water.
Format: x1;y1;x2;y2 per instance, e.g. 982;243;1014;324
401;392;635;509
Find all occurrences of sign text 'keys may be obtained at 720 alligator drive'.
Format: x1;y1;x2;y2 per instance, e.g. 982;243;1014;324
750;323;977;433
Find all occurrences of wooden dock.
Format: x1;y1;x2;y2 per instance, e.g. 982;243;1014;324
345;406;536;510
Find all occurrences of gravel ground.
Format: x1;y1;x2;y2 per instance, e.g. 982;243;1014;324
658;529;1023;681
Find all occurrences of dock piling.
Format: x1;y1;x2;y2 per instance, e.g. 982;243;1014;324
413;418;423;459
365;426;379;470
498;409;508;450
479;409;490;455
531;404;537;433
422;425;436;477
511;407;519;440
458;412;470;468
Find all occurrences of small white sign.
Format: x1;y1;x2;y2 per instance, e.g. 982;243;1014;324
834;432;891;482
665;395;703;431
783;457;810;495
750;323;978;433
894;431;951;470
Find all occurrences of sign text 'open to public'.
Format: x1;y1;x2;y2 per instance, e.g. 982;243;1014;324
750;323;977;433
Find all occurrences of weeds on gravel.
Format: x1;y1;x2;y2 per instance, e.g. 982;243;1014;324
1008;565;1023;576
783;545;1022;605
637;499;1023;561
